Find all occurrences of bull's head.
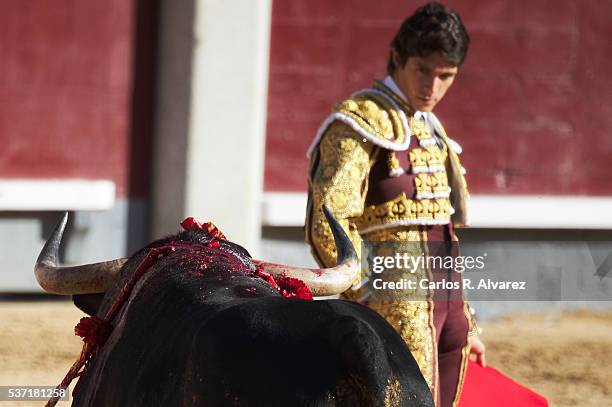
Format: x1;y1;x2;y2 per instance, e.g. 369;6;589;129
35;206;359;299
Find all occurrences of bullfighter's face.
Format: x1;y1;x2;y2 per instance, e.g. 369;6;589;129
392;51;458;112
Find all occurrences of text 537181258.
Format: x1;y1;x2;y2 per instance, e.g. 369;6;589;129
0;386;69;401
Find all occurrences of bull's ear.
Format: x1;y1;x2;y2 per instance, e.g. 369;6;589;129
72;293;105;316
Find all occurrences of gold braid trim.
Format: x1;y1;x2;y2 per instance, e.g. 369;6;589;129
354;192;453;233
451;344;471;407
451;306;472;407
434;124;469;228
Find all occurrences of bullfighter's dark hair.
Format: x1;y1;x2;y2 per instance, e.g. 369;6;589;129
387;2;470;74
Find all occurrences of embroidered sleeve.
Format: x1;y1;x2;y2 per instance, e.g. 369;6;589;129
305;121;377;268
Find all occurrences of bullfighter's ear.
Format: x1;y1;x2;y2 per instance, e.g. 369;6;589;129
72;293;105;316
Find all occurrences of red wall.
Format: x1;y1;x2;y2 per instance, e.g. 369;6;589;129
265;0;612;195
0;1;135;197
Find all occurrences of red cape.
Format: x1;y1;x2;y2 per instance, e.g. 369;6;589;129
458;360;548;406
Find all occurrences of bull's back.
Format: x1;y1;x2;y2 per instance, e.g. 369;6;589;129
72;294;432;407
186;298;433;407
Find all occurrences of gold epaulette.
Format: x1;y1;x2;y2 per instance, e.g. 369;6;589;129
333;89;410;149
307;89;411;157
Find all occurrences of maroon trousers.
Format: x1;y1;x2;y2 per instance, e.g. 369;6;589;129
434;298;469;407
427;225;470;407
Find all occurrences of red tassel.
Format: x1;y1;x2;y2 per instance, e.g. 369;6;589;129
74;316;111;348
180;217;226;240
203;222;226;240
180;217;201;231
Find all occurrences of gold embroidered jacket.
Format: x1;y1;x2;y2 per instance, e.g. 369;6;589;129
304;81;475;396
305;81;469;269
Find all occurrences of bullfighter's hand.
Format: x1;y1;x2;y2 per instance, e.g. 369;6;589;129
469;336;486;367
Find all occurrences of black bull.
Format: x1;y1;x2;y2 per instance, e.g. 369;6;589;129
35;209;434;407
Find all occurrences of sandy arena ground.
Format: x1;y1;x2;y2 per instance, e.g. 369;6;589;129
0;299;611;407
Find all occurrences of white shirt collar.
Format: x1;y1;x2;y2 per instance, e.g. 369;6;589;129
382;75;426;119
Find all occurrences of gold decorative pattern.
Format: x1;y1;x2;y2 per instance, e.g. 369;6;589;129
363;226;437;394
414;172;451;199
408;148;430;173
354;193;453;233
410;116;436;146
414;173;434;197
368;300;435;392
387;151;404;177
408;145;448;174
432;171;450;195
426;146;446;170
373;79;469;228
334;91;408;148
451;331;471;407
305;121;377;268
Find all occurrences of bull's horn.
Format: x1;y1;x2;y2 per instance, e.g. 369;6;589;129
255;205;359;297
34;212;127;295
